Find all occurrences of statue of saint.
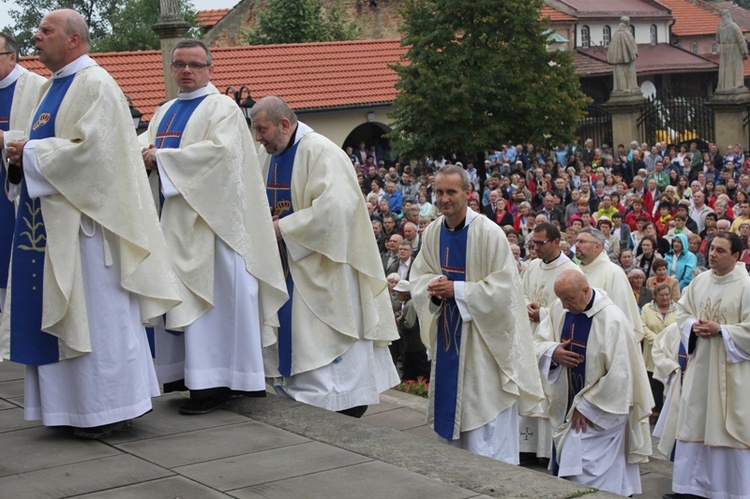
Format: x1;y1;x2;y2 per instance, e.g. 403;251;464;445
607;17;639;96
717;9;748;92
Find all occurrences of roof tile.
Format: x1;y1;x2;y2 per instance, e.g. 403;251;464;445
195;9;231;28
656;0;723;37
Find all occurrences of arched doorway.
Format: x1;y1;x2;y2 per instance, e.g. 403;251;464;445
343;121;395;166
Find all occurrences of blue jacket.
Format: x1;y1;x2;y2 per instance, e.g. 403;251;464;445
664;233;697;290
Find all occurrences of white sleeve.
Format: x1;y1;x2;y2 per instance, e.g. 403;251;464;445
540;343;562;384
156;154;180;198
577;398;626;431
453;281;472;322
22;140;60;198
722;326;750;363
281;228;314;261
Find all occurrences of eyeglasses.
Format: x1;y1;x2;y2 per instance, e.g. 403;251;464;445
575;239;597;245
171;61;210;70
531;239;549;246
0;51;13;56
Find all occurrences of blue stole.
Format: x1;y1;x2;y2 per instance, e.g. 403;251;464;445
0;81;17;290
267;140;300;377
433;221;469;440
552;306;593;476
9;74;76;365
154;97;207;150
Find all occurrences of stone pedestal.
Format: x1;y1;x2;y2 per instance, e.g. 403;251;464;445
152;18;192;101
708;89;750;152
605;93;645;148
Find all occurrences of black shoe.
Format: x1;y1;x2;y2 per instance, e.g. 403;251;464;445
163;379;188;393
73;420;132;439
337;405;368;418
662;494;707;499
231;389;267;398
178;395;229;415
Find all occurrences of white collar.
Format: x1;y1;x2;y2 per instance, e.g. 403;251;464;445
177;82;214;100
0;64;26;89
52;54;94;79
293;121;313;146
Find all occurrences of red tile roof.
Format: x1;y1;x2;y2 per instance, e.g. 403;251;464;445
656;0;722;36
714;1;750;29
20;39;408;121
195;9;231;29
540;6;577;22
575;43;717;76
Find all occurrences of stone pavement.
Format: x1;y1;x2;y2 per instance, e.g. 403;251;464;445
0;360;671;498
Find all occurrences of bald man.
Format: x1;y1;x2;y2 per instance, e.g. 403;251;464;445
2;9;180;438
535;270;652;496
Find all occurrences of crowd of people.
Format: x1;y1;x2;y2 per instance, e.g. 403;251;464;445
367;139;750;498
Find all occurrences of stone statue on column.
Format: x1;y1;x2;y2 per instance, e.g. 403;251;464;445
607;16;639;97
716;9;748;94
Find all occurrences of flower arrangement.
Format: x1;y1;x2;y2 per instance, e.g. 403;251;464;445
394;376;429;398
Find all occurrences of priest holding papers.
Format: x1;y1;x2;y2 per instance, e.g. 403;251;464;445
535;270;652;496
252;96;399;418
1;9;180;438
140;40;287;415
669;231;750;499
410;165;545;463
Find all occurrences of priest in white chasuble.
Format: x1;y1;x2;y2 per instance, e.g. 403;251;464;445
410;165;545;464
0;33;45;306
520;222;581;460
535;270;652;496
140;40;287;415
252;96;399;418
671;231;750;499
1;9;181;438
650;322;686;461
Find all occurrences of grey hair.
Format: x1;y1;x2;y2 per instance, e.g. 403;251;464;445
172;39;212;65
436;165;471;190
60;9;90;46
580;227;606;246
0;33;18;58
250;95;298;126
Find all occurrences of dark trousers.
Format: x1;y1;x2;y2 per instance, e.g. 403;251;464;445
648;371;664;414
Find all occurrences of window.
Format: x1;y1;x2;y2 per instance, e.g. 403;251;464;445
712;41;718;54
603;25;611;47
650;25;658;45
692;42;698;54
629;24;636;37
581;25;590;49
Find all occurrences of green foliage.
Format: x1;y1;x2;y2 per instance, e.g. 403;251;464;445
389;0;590;160
1;0;197;55
246;0;360;45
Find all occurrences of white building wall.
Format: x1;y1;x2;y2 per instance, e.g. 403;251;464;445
576;20;670;48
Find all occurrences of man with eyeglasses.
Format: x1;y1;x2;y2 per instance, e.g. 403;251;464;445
140;39;287;415
2;9;180;438
0;33;45;306
576;228;644;342
520;222;581;462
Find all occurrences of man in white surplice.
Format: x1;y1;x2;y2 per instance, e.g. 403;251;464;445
535;270;652;496
410;165;545;463
520;222;581;460
251;96;399;417
0;33;46;306
670;231;750;499
2;9;180;438
140;40;287;415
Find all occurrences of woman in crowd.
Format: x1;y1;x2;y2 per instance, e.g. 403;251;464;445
664;233;697;291
635;236;659;278
628;268;652;309
645;257;681;301
417;191;437;220
675;175;690;200
492;198;514;227
641;283;677;425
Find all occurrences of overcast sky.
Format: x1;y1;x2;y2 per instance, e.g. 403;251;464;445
0;0;241;33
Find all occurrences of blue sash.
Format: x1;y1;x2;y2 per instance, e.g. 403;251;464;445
267;140;300;377
433;222;468;440
552;308;593;475
0;81;17;290
154;97;207;150
9;74;75;365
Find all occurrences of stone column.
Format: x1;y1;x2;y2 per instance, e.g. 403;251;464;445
153;0;192;101
606;93;644;149
708;90;750;152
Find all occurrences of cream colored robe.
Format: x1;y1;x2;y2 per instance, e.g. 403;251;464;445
140;83;287;345
651;322;682;457
580;250;644;341
676;264;750;448
641;300;677;371
523;251;581;335
410;213;545;438
258;126;398;375
0;59;180;361
536;292;653;466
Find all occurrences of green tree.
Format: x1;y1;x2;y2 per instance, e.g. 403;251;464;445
389;0;590;162
1;0;197;55
246;0;360;45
